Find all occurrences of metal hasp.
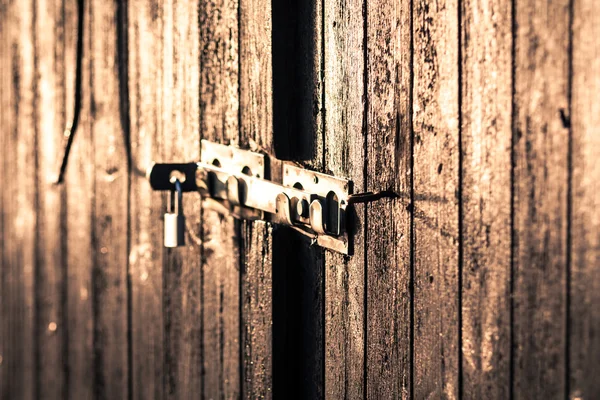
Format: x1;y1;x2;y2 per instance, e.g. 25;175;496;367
147;140;353;254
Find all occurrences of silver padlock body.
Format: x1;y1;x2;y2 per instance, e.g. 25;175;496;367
164;213;185;248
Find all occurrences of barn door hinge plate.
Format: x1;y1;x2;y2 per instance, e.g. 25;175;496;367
147;140;353;254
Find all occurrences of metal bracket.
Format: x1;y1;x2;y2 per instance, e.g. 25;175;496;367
147;140;353;254
282;164;352;254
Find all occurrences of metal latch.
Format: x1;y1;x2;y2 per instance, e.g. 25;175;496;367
148;140;353;254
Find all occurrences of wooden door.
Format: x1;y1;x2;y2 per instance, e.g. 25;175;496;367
1;0;600;399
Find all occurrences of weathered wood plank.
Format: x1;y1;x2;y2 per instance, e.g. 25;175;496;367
200;0;239;147
512;0;569;397
0;2;6;392
412;0;460;397
35;0;67;396
0;2;36;399
199;0;241;396
241;221;272;399
0;8;4;391
569;1;600;398
89;0;129;397
323;0;365;398
240;0;274;397
240;0;273;155
128;0;165;398
365;0;412;398
201;212;240;399
0;15;9;393
160;1;203;398
460;0;512;397
65;0;94;398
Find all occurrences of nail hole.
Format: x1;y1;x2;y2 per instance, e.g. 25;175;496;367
241;166;252;176
212;159;221;167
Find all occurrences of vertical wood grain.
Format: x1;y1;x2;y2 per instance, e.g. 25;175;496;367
0;2;6;392
512;0;570;397
412;0;460;397
0;2;36;399
128;0;164;398
569;1;600;398
323;1;365;397
201;213;240;399
65;0;94;398
199;0;241;397
35;0;67;397
160;1;203;398
89;0;129;397
460;0;512;397
367;1;413;399
365;0;413;398
240;0;273;155
241;222;272;399
3;0;600;398
240;0;274;396
0;5;5;389
130;0;203;398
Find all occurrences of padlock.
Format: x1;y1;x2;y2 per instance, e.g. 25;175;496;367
164;179;185;247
